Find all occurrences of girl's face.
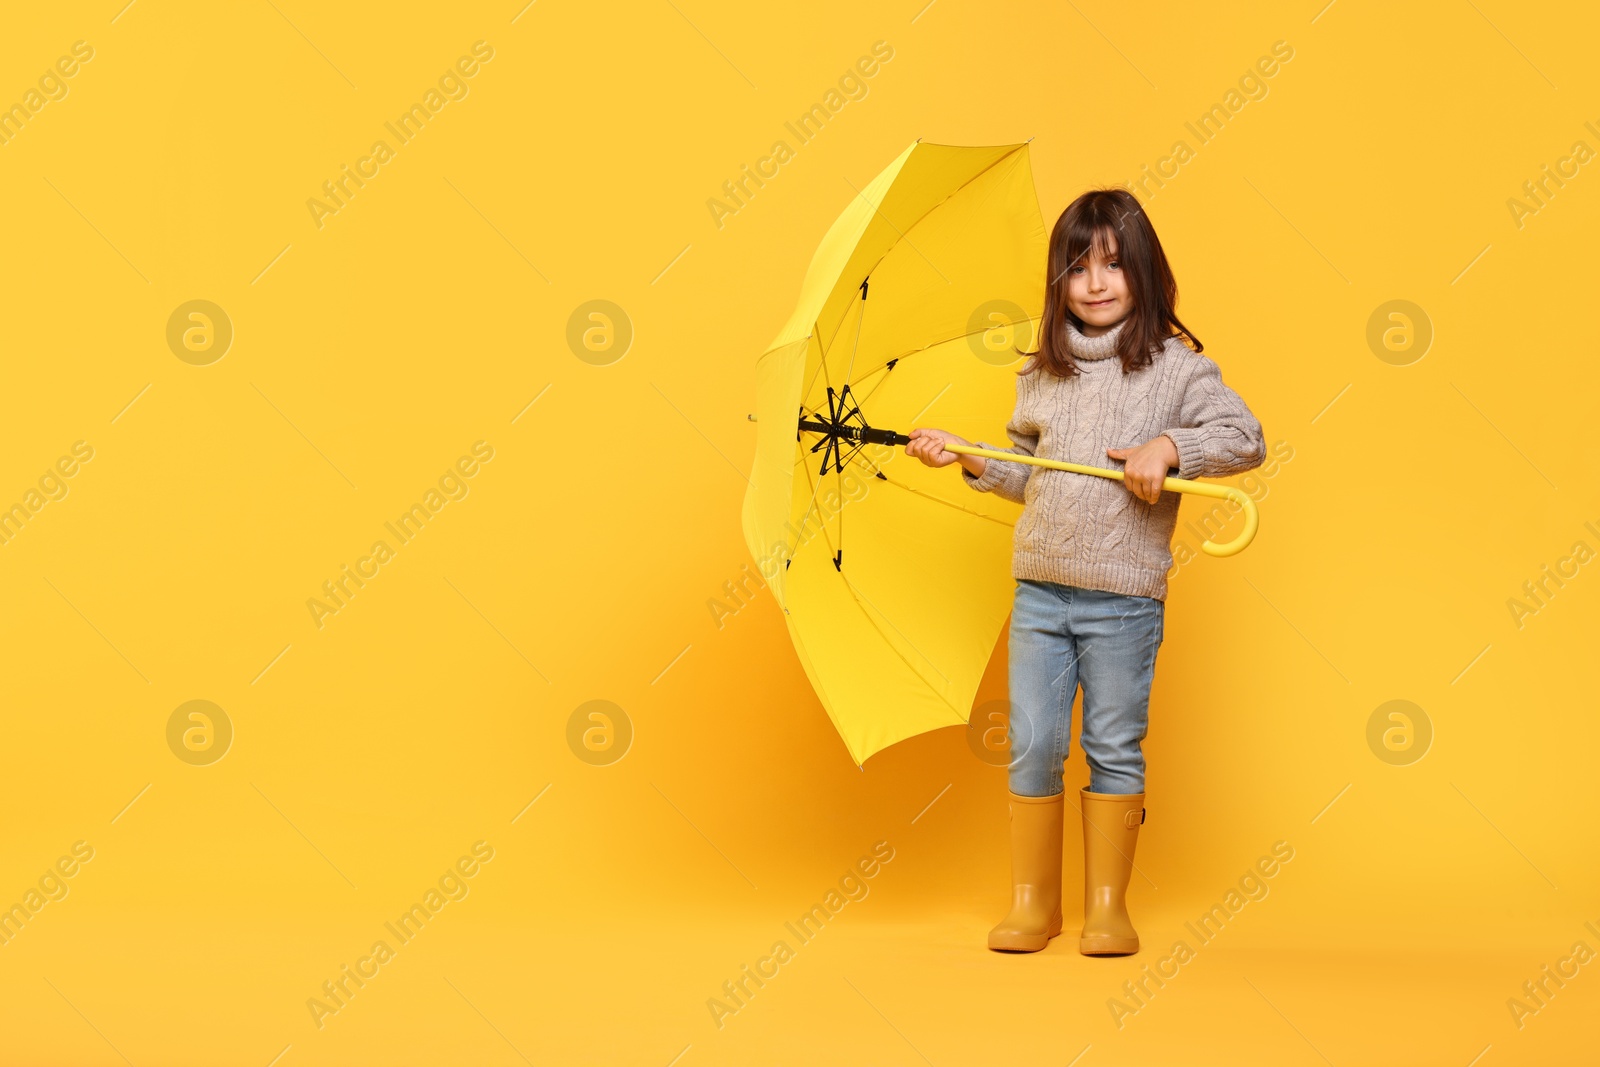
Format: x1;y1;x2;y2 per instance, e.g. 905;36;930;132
1065;232;1130;336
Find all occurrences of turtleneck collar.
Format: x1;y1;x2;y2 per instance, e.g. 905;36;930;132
1065;317;1126;362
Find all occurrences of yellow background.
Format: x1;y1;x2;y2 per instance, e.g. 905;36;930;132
1;1;1596;1064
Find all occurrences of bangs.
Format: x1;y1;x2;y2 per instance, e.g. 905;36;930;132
1057;215;1121;276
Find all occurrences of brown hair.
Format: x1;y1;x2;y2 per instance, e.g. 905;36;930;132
1017;187;1201;378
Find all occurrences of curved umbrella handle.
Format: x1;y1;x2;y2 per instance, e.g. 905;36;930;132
939;443;1258;557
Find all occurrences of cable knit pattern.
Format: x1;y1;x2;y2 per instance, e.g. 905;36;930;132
961;318;1265;600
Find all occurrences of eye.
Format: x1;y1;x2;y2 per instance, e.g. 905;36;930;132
1108;260;1121;270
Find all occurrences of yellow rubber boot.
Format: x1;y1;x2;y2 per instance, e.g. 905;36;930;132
987;790;1064;952
1079;789;1144;956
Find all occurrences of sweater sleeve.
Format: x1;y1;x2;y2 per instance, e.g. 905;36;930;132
1160;354;1266;480
960;388;1037;505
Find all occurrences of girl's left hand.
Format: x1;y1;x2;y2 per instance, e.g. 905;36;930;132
1106;435;1180;504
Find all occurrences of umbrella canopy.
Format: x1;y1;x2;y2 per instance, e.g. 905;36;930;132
741;140;1048;766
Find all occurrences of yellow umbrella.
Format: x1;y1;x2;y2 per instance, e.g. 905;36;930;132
741;140;1048;766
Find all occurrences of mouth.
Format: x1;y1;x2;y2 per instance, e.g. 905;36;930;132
1085;299;1116;308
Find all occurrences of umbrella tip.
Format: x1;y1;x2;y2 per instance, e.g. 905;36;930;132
747;413;757;421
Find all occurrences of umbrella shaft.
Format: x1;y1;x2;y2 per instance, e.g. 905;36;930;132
943;443;1168;485
792;422;1258;554
942;443;1259;558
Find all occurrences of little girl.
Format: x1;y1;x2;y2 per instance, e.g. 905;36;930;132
906;188;1265;956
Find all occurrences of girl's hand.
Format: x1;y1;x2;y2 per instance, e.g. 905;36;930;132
905;427;969;469
1106;435;1179;504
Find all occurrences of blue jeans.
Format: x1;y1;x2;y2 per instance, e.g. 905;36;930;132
1007;579;1164;797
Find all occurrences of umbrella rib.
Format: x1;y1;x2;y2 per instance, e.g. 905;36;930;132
843;316;1043;393
799;355;890;423
867;471;1017;528
788;450;996;705
785;455;831;563
813;144;1033;352
799;292;867;435
849;319;1045;409
841;175;952;286
782;475;979;753
818;277;867;360
798;316;1042;424
842;281;868;397
800;290;866;422
842;446;1016;528
836;571;959;698
793;424;1016;536
784;436;861;567
801;144;1035;410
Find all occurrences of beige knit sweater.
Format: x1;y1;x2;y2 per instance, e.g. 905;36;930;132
961;318;1265;600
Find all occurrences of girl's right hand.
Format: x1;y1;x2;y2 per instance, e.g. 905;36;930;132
905;428;969;468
